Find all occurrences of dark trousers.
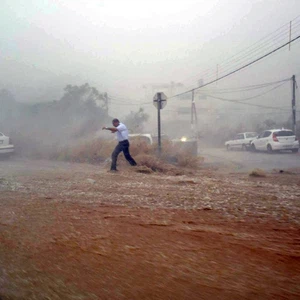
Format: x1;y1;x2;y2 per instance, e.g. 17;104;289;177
111;140;137;170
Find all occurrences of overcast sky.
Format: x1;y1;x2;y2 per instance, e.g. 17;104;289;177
1;0;300;111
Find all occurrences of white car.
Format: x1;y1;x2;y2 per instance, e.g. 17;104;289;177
250;129;299;153
225;132;258;151
128;133;153;145
0;132;14;155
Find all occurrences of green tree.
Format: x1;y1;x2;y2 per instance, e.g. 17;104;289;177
123;108;149;133
61;83;108;113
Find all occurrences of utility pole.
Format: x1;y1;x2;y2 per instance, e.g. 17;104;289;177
191;90;198;138
153;92;167;155
292;75;296;134
191;90;194;133
157;92;162;154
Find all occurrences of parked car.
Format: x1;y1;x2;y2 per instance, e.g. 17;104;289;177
0;132;14;155
225;132;258;151
128;133;153;145
152;134;170;144
250;129;299;153
172;136;198;156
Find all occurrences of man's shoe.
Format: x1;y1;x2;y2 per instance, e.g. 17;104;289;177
108;169;118;172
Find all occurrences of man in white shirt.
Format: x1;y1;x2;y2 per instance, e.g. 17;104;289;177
102;118;137;171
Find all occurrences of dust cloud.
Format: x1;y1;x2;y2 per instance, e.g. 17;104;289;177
1;0;300;160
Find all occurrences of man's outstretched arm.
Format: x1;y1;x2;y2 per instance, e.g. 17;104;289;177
102;126;118;132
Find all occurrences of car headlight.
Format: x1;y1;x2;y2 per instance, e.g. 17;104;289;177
181;136;187;142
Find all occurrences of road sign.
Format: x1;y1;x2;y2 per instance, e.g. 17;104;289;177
153;92;167;109
153;92;167;155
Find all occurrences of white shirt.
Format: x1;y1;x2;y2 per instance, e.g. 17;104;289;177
116;123;129;141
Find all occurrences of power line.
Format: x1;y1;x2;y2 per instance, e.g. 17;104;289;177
181;16;300;87
204;93;292;111
169;34;300;100
199;81;288;102
108;79;290;106
199;111;293;116
217;16;300;67
197;78;290;94
188;29;300;88
209;26;300;81
107;19;300;106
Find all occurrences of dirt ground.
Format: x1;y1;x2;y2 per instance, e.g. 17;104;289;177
0;159;300;299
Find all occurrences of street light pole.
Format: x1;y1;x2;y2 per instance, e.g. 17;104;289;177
157;92;162;154
292;75;296;134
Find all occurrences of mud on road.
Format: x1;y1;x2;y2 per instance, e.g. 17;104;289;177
0;159;300;299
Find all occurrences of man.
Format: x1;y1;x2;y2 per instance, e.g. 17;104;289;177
102;119;137;171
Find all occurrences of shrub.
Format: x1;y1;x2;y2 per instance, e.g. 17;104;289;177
52;138;204;172
249;168;267;177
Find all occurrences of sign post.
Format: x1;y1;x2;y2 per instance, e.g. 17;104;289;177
153;92;167;154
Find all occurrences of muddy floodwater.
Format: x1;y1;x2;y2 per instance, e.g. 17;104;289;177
1;159;300;299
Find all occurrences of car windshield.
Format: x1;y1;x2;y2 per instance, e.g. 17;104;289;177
275;131;294;137
245;133;257;138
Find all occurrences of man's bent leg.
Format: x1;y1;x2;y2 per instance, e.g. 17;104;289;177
122;141;137;166
111;143;122;170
